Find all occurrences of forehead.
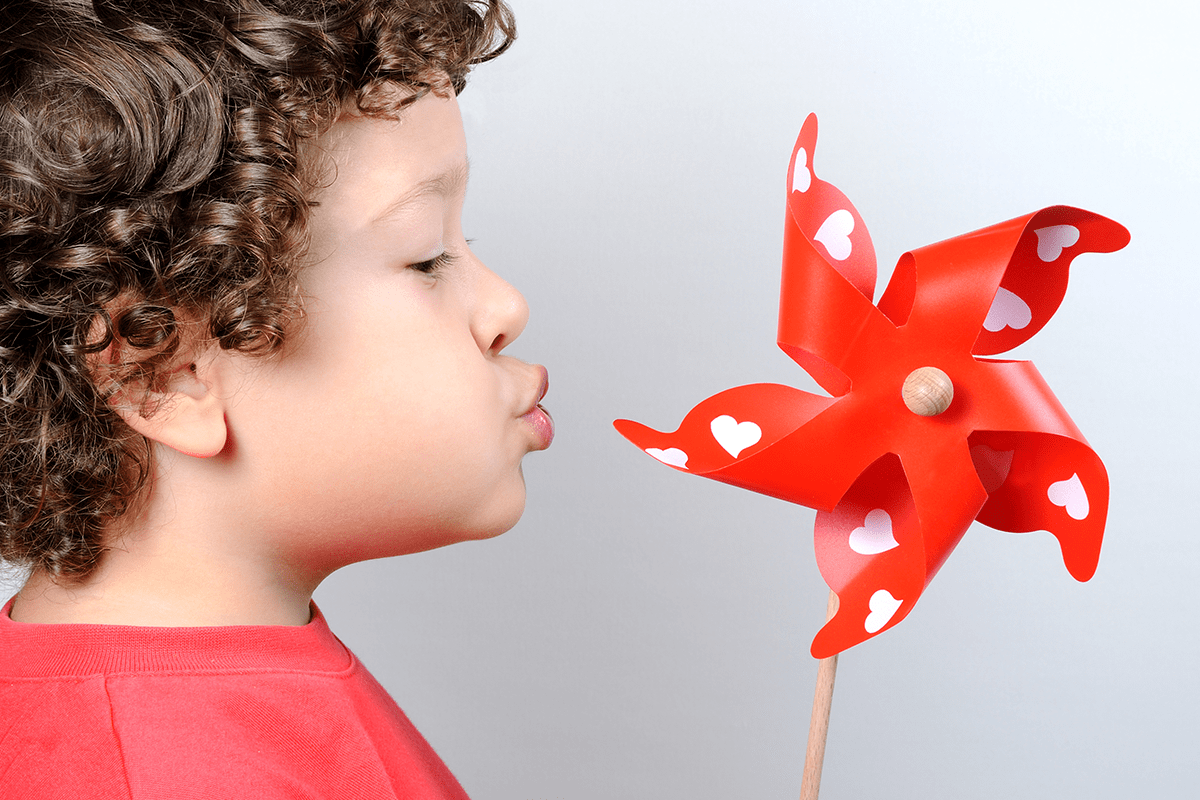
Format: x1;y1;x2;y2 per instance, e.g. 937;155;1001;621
304;91;468;226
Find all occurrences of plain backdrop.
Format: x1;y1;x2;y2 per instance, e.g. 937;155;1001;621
5;1;1197;798
330;1;1199;798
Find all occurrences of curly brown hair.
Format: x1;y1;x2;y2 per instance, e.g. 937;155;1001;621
0;0;515;581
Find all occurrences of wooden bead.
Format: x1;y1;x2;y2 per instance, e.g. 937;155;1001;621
902;367;954;416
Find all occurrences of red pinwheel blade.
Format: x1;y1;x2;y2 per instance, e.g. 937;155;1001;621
785;113;877;302
777;114;887;398
971;208;1130;356
811;454;926;657
614;384;836;508
970;431;1108;581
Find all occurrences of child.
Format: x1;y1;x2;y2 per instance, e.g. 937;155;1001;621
0;0;549;796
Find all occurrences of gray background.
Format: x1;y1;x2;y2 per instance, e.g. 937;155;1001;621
7;0;1197;797
320;1;1198;797
318;1;1198;797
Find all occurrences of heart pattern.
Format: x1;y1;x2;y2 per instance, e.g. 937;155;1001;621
865;589;902;634
814;209;854;261
848;508;899;555
792;148;812;193
710;415;762;458
983;287;1032;332
1048;473;1089;520
646;448;688;469
1034;224;1080;263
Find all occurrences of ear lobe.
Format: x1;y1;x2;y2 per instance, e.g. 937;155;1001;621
111;362;228;459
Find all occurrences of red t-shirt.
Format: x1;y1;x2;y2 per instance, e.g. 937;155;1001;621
0;598;469;799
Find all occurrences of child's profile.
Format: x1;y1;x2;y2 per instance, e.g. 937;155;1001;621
0;0;546;795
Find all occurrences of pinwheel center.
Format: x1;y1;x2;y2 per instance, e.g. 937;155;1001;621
902;367;954;416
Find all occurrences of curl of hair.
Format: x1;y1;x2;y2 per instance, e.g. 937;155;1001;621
0;0;516;580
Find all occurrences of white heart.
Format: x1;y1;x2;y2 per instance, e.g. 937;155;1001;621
646;447;688;469
848;509;899;555
1034;225;1080;263
710;415;762;459
865;589;902;634
814;209;854;261
1047;473;1089;520
983;287;1032;332
792;147;812;193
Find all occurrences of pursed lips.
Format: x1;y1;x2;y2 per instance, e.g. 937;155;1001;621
518;364;553;450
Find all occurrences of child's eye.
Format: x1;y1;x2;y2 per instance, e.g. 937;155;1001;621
408;251;458;277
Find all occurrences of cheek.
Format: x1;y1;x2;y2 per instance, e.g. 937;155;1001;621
292;334;507;490
347;330;501;434
221;282;524;555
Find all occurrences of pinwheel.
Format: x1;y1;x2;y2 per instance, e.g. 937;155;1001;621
617;114;1127;656
615;113;1127;797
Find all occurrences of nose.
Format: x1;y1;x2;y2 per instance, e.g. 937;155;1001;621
470;257;529;355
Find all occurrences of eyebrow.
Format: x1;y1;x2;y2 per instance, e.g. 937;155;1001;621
373;158;470;224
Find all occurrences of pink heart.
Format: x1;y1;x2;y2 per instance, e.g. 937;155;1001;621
1047;473;1089;520
848;509;899;555
646;447;688;469
1034;225;1080;262
983;287;1032;332
792;147;812;193
865;589;902;634
814;209;854;261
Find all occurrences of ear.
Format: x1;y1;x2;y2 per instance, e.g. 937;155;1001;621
109;356;228;459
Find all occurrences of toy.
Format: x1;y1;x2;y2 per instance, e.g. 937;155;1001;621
614;113;1128;796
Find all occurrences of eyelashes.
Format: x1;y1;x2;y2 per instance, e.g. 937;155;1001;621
408;250;459;277
408;239;473;278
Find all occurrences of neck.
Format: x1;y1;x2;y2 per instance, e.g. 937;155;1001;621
13;557;315;628
11;452;323;628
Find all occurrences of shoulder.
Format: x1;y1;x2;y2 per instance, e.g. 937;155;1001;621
0;675;132;800
0;604;468;799
0;669;381;799
1;665;466;799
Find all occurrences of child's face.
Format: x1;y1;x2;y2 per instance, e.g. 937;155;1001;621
213;90;551;573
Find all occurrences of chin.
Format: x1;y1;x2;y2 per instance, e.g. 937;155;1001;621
389;485;529;556
462;487;528;543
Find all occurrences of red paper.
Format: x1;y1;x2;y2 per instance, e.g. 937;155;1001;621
615;114;1129;658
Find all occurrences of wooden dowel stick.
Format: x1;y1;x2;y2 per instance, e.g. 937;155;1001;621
800;591;839;800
